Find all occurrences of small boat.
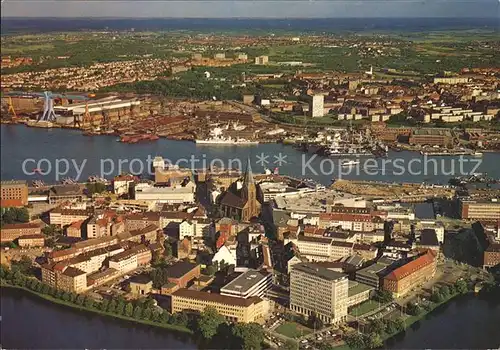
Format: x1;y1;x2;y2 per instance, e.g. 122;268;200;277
341;160;360;167
473;152;483;157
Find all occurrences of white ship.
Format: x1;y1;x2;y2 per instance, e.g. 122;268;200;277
195;127;258;145
196;137;259;145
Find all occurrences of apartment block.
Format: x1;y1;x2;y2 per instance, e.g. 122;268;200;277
0;223;41;243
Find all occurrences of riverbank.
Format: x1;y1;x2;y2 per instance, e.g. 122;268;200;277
0;282;192;335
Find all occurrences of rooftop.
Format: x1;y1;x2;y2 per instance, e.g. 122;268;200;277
348;280;374;297
1;180;27;187
172;288;262;307
292;262;347;281
167;261;199;279
221;269;269;294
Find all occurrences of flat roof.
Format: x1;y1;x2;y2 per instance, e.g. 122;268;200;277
348;281;374;297
221;269;269;294
292;263;347;281
167;261;199;279
172;289;262;307
414;203;435;220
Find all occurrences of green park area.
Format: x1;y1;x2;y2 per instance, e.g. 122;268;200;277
275;321;313;339
348;300;380;317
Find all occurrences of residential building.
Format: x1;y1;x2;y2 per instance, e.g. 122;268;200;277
382;251;437;298
220;269;272;299
296;236;354;261
17;234;45;247
171;289;270;323
113;175;136;196
459;199;500;220
290;263;349;324
310;94;324;118
49;208;92;227
484;243;500;268
254;56;269;65
212;245;237;267
41;264;88;293
108;244;151;273
66;220;84;238
0;223;41;242
0;180;28;207
48;185;85;204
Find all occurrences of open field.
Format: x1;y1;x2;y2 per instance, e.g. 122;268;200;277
275;321;313;338
349;300;380;317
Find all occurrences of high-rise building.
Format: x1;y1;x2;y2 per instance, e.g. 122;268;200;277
310;94;324;118
290;262;348;324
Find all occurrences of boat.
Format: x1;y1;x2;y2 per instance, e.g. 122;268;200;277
195;127;258;145
195;137;259;145
473;152;483;157
341;160;360;167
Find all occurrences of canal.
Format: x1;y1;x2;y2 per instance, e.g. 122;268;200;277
2;125;500;185
1;288;499;349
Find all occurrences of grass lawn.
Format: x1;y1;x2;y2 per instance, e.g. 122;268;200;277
348;300;381;317
275;322;313;339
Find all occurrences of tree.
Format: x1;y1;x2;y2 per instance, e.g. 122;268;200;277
133;305;143;319
232;322;264;350
161;311;171;324
84;296;94;309
366;332;383;349
394;318;406;332
431;290;444;303
62;292;71;302
76;295;85;305
283;339;299;350
163;241;172;257
455;279;469;294
173;312;189;327
406;302;422;316
197;306;225;340
15;208;30;223
12;255;32;275
345;333;366;349
308;312;324;330
150;268;169;289
374;290;393;303
151;309;162;322
125;303;134;317
370;318;385;334
440;285;451;298
116;300;125;315
142;308;152;320
100;299;109;311
107;300;117;313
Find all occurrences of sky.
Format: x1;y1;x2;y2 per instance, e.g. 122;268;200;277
1;0;499;18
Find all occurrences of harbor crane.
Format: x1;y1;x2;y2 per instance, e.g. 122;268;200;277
3;91;92;122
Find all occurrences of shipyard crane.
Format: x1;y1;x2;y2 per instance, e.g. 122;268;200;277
3;91;91;122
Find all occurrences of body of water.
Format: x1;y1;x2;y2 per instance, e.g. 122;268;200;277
1;289;499;349
2;125;499;185
0;288;196;349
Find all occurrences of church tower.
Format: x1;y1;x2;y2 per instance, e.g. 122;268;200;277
241;158;259;220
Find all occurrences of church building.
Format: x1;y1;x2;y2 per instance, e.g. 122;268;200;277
219;160;261;222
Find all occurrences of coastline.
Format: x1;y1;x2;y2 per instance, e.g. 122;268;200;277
0;283;193;335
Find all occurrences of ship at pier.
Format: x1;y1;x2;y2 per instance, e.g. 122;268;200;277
195;127;259;145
